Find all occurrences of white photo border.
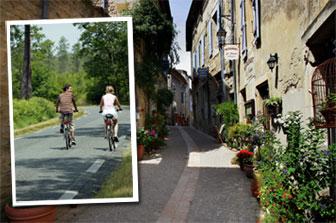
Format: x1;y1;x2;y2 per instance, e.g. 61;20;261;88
6;17;139;207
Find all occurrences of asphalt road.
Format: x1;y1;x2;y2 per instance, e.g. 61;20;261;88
14;106;132;202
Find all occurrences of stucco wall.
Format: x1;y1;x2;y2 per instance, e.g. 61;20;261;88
235;0;334;143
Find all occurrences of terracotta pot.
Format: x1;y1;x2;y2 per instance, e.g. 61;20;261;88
244;164;254;178
137;144;144;161
5;204;56;223
250;178;260;198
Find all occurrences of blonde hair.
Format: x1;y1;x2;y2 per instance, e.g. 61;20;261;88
106;85;114;94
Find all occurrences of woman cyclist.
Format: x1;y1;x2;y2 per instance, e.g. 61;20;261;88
99;85;122;142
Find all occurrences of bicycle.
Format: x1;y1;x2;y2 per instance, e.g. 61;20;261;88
100;108;122;151
63;113;73;150
104;114;116;151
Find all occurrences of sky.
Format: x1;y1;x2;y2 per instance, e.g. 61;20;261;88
170;0;193;76
38;0;193;73
38;23;81;51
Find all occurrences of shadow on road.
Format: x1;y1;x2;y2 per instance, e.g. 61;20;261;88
15;156;122;201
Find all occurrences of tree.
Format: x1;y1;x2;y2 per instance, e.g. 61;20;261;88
71;42;81;73
56;36;69;74
77;22;129;103
21;25;32;99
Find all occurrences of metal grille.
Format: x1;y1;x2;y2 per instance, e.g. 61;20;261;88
312;57;336;128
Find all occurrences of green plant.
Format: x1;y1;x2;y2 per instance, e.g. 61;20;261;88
227;123;252;148
322;93;336;109
155;88;174;113
264;96;282;107
215;102;239;140
258;112;336;222
137;128;164;152
13;97;56;129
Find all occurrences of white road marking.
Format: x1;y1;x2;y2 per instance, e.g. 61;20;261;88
59;190;78;200
86;159;105;173
139;157;162;165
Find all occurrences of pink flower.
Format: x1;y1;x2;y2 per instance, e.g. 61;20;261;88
150;129;156;136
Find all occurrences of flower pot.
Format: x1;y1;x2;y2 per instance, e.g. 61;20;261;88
250;178;260;198
244;164;254;178
137;144;144;161
5;204;56;223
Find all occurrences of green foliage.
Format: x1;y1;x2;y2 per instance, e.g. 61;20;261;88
145;113;169;138
137;128;164;152
13;97;56;129
227;123;252;149
56;36;69;74
77;22;129;104
215;102;239;140
258;112;336;222
264;96;282;107
96;150;133;198
128;0;177;95
155;88;174;113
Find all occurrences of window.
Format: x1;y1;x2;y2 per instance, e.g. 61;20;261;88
240;0;247;59
252;0;260;46
208;20;213;57
217;2;221;31
195;48;199;69
192;52;196;69
198;41;202;67
201;34;205;65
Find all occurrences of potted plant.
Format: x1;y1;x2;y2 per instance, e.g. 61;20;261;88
236;149;254;173
136;128;146;161
4;203;57;223
264;96;282;117
320;93;336;124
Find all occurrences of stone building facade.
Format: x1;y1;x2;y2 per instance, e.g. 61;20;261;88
186;0;235;134
234;0;335;142
168;69;191;125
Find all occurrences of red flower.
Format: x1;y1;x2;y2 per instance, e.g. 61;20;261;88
237;150;254;159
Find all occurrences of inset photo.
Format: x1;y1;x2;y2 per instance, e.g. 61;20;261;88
6;17;138;206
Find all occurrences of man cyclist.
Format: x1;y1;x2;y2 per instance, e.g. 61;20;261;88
56;84;78;145
99;85;122;142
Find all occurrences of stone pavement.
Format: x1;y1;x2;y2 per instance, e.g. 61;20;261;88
56;126;259;222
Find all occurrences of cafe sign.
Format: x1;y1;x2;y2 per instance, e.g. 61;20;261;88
224;45;239;60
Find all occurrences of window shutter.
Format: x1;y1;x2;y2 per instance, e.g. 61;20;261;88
252;0;260;45
208;20;213;57
240;0;247;58
217;1;221;31
196;48;199;69
201;34;205;66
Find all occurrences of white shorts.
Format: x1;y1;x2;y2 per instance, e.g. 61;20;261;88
102;108;118;119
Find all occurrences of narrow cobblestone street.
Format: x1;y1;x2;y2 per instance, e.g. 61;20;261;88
56;126;259;222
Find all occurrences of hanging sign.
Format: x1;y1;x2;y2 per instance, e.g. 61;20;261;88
224;45;239;60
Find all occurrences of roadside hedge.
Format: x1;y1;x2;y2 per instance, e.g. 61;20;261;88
13;97;56;129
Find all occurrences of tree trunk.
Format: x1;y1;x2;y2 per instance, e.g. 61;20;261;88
21;25;32;99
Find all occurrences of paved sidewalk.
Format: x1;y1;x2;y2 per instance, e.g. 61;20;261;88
56;126;259;222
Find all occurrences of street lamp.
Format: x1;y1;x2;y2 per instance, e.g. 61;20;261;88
217;27;226;48
267;53;278;71
217;26;227;102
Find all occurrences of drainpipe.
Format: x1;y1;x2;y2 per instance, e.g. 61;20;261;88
41;0;48;19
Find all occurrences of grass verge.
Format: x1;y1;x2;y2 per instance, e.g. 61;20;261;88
15;110;85;137
96;149;133;198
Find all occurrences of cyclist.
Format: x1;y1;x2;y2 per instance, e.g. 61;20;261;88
99;85;122;142
56;84;78;145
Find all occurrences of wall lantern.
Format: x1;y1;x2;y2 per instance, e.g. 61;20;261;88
267;53;278;71
217;27;226;48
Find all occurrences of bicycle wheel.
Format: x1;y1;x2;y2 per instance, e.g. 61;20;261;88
65;129;70;150
107;126;112;151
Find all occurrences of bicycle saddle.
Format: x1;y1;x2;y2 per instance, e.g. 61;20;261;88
105;114;114;119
